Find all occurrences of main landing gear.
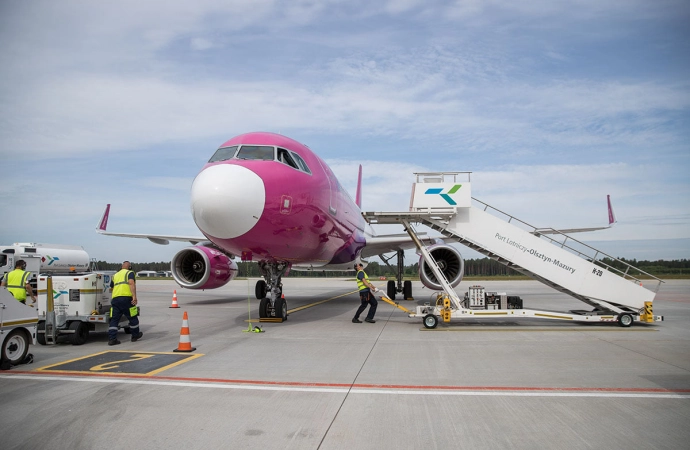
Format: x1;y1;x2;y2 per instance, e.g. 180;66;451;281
380;249;413;301
255;261;289;321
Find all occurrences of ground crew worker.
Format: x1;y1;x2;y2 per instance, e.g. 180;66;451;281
0;260;37;306
108;261;143;346
352;262;378;323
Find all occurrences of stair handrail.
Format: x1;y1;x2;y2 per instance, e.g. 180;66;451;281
471;197;664;292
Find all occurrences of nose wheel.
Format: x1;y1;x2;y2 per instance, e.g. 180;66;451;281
258;296;288;321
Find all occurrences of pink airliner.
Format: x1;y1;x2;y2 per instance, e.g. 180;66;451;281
97;132;453;320
97;132;616;320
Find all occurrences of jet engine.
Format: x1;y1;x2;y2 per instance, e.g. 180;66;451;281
418;244;464;290
171;246;238;290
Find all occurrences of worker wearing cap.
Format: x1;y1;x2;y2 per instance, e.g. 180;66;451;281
352;262;378;323
1;260;37;306
108;261;143;346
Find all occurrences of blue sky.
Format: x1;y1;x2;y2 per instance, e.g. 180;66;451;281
1;0;688;264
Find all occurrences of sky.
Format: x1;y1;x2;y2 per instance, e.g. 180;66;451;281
1;0;688;265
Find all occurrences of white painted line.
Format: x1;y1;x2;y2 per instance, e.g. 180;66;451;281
4;374;689;399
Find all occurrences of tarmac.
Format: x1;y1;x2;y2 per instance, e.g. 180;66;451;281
1;278;689;449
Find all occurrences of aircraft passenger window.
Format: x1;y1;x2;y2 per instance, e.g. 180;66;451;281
291;153;312;175
236;145;275;161
277;148;299;169
208;146;238;163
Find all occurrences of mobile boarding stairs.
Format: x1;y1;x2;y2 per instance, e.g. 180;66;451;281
363;172;664;328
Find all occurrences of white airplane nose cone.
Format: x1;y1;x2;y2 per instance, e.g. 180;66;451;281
191;164;265;239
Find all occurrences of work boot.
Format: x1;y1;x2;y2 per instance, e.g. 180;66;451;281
352;318;362;323
108;339;121;346
365;318;376;323
131;332;143;342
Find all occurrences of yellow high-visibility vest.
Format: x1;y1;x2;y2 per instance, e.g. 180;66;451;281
356;270;369;291
5;269;31;301
112;269;135;297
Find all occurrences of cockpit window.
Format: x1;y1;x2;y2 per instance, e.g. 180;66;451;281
277;148;299;170
208;146;238;163
291;153;312;175
236;145;275;160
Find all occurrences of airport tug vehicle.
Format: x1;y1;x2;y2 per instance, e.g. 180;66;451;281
0;288;37;365
0;243;130;345
35;272;129;345
364;173;664;328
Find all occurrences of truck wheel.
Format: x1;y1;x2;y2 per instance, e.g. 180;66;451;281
423;314;438;329
403;280;412;299
37;321;46;345
387;280;396;300
255;280;267;300
2;329;29;365
617;313;633;328
69;321;89;345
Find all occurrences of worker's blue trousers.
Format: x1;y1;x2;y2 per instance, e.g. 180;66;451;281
108;296;140;341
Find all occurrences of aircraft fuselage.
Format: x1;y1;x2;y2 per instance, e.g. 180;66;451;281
190;132;366;267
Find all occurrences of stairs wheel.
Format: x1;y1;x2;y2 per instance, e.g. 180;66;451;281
617;313;633;327
423;314;438;329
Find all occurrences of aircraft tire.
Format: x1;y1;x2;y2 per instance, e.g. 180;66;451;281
255;280;267;300
387;280;396;300
259;298;269;318
275;297;288;321
403;280;412;299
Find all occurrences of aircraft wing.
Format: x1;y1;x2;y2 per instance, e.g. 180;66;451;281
96;204;207;246
533;195;617;236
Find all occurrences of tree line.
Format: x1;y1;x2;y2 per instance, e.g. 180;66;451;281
95;258;690;278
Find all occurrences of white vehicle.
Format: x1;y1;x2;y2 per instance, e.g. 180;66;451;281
0;242;129;345
36;272;133;345
0;243;92;296
0;288;37;365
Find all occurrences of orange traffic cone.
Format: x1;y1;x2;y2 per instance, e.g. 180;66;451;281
173;311;196;352
169;290;180;308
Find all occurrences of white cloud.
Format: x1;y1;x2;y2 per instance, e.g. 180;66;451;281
0;1;687;263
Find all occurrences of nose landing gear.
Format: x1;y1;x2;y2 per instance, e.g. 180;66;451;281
255;261;289;322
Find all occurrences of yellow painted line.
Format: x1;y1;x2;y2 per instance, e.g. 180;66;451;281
472;312;509;316
288;289;359;313
34;350;113;371
90;354;155;371
33;350;204;376
146;353;204;376
245;289;361;322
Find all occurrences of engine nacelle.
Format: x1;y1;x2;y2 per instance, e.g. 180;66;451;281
171;246;238;290
418;244;464;290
